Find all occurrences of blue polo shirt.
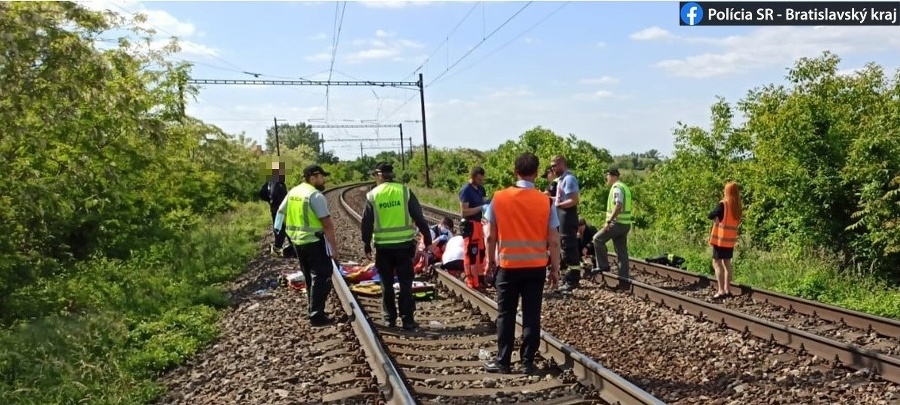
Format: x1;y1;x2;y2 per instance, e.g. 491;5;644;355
459;182;486;221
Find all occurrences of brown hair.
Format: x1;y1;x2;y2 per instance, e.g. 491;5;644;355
723;181;743;221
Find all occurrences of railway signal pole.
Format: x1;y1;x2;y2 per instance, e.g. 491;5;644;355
185;77;432;187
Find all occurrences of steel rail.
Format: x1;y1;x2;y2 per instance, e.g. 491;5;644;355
342;183;666;405
434;269;666;405
417;201;900;383
610;254;900;339
595;270;900;385
322;183;419;405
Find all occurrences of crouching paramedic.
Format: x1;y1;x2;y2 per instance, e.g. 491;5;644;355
483;152;561;374
361;162;433;330
459;166;489;288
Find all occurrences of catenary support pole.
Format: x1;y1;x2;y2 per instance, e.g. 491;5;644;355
418;73;431;188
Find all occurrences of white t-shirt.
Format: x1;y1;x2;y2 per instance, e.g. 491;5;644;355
442;236;465;263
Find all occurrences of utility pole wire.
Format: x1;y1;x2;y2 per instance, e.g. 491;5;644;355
325;1;347;123
403;2;480;81
427;2;532;87
430;2;571;88
384;2;533;121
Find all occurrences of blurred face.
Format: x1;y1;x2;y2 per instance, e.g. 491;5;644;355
472;173;484;186
578;223;585;234
551;160;564;175
606;173;616;186
310;174;327;191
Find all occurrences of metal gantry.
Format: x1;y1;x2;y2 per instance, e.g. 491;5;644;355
184;75;433;187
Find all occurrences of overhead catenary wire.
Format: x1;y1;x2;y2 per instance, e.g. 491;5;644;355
383;2;534;121
402;2;480;81
429;1;571;88
325;1;348;123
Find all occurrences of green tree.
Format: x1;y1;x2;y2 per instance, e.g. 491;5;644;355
0;1;259;322
265;122;323;156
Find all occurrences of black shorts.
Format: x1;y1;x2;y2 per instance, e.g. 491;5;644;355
712;245;734;260
443;260;464;271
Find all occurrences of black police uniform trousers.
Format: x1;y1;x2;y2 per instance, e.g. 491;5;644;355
269;206;287;248
558;206;581;285
375;242;417;326
292;238;333;320
494;267;546;367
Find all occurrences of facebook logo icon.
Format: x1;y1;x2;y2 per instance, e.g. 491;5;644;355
680;2;704;26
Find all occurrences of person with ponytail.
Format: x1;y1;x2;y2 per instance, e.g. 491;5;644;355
708;182;743;299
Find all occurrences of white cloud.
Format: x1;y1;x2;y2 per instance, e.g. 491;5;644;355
573;90;615;101
631;26;900;78
304;52;333;62
305;30;423;64
579;76;619;85
524;38;542;45
78;0;220;59
630;27;675;41
360;1;431;9
307;33;329;41
488;86;533;99
596;41;607;48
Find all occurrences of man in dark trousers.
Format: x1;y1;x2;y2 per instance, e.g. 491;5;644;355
361;162;433;331
592;168;634;286
578;218;599;271
259;161;289;256
483;152;561;374
551;155;582;291
459;166;489;288
274;164;340;326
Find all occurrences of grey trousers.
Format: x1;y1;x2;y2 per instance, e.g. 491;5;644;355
593;223;631;279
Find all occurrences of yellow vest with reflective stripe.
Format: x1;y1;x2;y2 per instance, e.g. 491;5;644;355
284;182;324;245
367;182;416;245
606;181;633;224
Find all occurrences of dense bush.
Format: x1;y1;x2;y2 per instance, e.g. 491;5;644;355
0;2;261;323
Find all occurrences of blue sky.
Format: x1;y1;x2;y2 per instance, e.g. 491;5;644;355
82;0;900;160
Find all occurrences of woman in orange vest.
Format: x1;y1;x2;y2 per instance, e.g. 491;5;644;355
708;181;742;299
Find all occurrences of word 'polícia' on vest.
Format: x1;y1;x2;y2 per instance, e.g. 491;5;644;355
378;200;402;209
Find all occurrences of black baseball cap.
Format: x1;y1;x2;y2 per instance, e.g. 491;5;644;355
303;164;330;178
606;167;620;176
370;162;394;175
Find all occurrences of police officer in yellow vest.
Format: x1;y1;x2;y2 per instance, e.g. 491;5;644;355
591;168;633;285
361;162;432;330
274;164;340;327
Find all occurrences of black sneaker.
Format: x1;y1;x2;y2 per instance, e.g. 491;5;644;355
402;321;419;331
483;361;511;374
310;316;335;327
521;363;537;374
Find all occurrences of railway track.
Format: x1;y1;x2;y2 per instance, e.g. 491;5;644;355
416;200;900;385
327;183;666;405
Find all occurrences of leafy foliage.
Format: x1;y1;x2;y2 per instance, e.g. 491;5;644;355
0;3;271;403
0;2;261;321
637;51;900;279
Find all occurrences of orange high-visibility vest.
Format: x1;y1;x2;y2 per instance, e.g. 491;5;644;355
709;200;739;248
492;186;551;269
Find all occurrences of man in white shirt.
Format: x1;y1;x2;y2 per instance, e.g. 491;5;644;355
441;235;465;274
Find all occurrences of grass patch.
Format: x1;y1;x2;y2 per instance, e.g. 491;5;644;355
0;201;270;405
628;228;900;319
407;186;900;319
410;186;459;212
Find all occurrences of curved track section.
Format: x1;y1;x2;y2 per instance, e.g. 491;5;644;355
333;183;665;405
